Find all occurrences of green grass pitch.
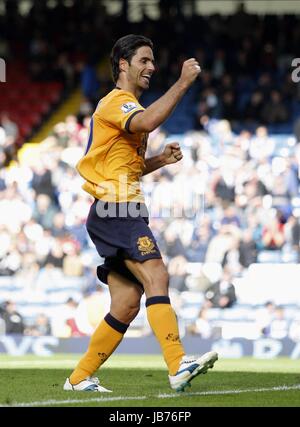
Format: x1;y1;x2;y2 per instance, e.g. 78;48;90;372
0;355;299;407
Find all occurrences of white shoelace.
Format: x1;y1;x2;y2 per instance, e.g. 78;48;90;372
180;356;197;365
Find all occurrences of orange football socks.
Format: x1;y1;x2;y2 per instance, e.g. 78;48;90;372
69;313;127;384
146;296;185;375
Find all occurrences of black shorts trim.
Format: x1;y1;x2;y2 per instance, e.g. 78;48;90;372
97;257;145;289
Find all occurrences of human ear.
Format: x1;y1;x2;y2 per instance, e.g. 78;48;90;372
119;58;128;73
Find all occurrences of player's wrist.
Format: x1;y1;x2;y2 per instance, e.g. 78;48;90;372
158;153;168;166
176;77;190;92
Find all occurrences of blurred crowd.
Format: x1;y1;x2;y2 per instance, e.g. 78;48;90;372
1;1;300;339
2;1;300;131
1;112;300;339
2;2;300;161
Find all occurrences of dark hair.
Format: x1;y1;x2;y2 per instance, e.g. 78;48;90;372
110;34;153;83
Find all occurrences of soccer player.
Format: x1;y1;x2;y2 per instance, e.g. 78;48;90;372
64;34;218;393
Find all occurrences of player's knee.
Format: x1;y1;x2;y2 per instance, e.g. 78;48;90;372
119;302;140;324
111;300;140;324
126;303;140;322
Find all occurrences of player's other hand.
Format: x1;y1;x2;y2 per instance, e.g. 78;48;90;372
162;142;183;165
179;58;201;88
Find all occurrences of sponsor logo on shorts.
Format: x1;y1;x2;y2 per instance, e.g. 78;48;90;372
137;236;157;255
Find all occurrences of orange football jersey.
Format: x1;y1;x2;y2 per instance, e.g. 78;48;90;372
77;88;148;202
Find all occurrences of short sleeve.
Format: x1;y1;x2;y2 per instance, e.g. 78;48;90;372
99;91;144;133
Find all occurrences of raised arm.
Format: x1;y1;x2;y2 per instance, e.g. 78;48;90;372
130;58;201;133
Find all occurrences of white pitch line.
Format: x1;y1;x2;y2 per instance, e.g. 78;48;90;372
0;396;147;407
1;384;300;407
158;384;300;398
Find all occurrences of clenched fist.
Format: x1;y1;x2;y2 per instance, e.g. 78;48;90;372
162;142;183;165
179;58;201;89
